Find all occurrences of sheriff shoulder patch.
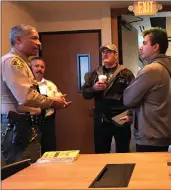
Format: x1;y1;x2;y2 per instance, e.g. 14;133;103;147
10;58;24;70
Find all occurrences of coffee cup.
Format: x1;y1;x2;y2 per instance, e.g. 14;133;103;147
98;75;107;83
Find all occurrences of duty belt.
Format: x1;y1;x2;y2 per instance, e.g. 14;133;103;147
1;111;43;144
1;112;45;125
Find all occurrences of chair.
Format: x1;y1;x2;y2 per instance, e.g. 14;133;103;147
1;159;31;180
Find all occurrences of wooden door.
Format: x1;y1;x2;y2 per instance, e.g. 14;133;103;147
40;30;101;153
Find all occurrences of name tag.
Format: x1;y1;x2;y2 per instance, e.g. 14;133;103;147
39;84;47;95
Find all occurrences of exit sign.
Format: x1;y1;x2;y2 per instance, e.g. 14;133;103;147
128;1;162;16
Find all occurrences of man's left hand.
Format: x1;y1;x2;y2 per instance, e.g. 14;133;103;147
119;115;133;123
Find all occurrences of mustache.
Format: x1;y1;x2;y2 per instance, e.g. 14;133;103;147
36;71;43;74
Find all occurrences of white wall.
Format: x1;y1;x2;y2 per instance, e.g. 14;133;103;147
2;2;37;55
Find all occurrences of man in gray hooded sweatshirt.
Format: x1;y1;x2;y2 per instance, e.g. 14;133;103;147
123;27;171;152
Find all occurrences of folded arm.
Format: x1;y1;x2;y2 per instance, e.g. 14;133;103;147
123;65;159;108
3;58;54;109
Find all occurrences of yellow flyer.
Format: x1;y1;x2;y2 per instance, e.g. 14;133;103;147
37;150;80;163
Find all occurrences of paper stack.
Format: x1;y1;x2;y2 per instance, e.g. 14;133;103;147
36;150;80;164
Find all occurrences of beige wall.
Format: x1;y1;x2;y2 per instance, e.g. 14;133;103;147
166;17;171;36
2;2;37;55
37;9;101;31
100;8;112;46
37;8;112;46
2;2;113;55
111;17;118;48
166;17;171;56
122;26;139;76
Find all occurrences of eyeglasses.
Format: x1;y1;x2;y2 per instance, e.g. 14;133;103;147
102;49;117;54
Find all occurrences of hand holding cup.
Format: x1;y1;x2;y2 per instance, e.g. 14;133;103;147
93;75;107;91
98;75;107;83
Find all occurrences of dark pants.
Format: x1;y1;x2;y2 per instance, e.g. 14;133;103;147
136;144;169;152
40;113;57;155
1;115;41;165
94;120;131;153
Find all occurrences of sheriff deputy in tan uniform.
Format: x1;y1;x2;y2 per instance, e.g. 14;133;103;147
1;24;71;165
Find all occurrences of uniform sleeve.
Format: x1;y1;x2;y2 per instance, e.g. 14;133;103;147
123;65;159;108
2;57;54;109
82;71;96;99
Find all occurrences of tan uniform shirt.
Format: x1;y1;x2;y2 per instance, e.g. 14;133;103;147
1;48;54;114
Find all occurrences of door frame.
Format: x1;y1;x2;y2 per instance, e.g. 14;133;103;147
39;29;102;65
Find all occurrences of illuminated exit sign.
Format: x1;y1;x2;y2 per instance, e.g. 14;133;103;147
128;1;163;16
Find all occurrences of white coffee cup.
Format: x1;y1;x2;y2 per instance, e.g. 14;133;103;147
98;75;107;83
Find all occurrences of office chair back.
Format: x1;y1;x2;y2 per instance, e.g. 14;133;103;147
1;159;31;180
168;145;171;152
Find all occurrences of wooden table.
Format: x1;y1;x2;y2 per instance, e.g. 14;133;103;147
2;152;171;189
